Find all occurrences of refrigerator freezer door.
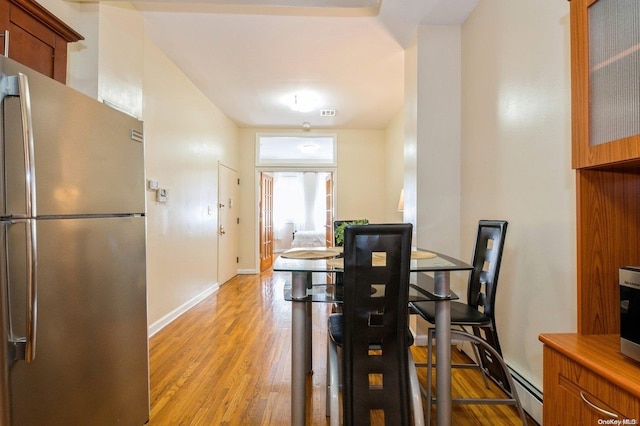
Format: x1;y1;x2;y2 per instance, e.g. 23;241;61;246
1;56;145;217
9;216;149;425
0;221;10;425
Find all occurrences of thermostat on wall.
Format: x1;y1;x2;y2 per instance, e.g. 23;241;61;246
156;188;168;203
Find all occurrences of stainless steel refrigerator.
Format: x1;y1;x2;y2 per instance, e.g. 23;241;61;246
0;56;149;425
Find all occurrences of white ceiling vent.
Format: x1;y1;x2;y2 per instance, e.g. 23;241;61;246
320;109;337;117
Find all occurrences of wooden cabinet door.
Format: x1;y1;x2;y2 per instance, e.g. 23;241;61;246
0;0;82;84
543;343;640;424
570;0;640;168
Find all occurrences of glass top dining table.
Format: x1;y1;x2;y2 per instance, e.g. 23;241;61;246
273;247;473;426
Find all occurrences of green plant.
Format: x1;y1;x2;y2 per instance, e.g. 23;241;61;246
334;219;369;246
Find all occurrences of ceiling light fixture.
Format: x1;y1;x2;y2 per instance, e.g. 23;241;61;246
300;143;319;154
288;91;320;113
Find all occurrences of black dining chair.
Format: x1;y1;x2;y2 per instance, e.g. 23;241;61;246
325;223;424;426
409;220;526;424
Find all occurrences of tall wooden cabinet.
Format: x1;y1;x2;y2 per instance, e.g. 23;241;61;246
0;0;82;84
540;0;640;423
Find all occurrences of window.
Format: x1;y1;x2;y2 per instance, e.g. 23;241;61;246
256;134;336;166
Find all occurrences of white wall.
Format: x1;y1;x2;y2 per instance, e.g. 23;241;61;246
403;34;418;238
37;0;240;333
461;0;575;406
403;27;463;259
36;0;96;96
336;129;388;221
98;2;144;118
44;1;143;113
143;37;239;330
385;108;405;223
403;24;466;349
415;25;462;260
402;2;575;421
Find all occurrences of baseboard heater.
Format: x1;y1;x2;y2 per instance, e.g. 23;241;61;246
508;365;543;424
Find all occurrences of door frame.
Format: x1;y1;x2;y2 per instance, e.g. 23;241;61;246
259;171;274;271
254;167;337;270
217;163;239;284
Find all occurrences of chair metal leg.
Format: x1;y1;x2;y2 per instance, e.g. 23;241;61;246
417;327;527;425
425;328;434;426
326;336;340;426
459;326;490;389
448;330;528;425
326;337;331;415
408;350;425;426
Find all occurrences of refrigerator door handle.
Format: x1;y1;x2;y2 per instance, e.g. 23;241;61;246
0;30;9;57
6;218;37;363
25;217;37;363
0;72;37;218
0;72;38;363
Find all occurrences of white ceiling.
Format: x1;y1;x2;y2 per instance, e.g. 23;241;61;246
133;0;478;130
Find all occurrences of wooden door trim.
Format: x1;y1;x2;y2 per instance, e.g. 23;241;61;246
259;172;274;271
255;168;336;272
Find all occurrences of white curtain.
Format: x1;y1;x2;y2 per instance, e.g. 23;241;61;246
303;172;317;231
273;172;328;238
313;173;326;230
273;174;303;239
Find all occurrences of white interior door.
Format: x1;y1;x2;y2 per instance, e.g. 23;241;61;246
218;164;239;285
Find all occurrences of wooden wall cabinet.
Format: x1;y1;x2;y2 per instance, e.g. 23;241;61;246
541;0;640;423
571;0;640;169
0;0;83;84
571;0;640;337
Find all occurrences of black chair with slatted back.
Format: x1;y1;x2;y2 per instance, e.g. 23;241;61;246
409;220;526;424
326;223;424;426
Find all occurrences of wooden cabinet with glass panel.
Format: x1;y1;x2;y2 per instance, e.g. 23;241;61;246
571;0;640;169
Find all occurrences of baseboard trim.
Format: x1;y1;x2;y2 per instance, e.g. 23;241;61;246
414;334;429;347
148;283;219;338
238;268;258;274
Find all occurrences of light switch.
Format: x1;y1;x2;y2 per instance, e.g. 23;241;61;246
148;179;159;190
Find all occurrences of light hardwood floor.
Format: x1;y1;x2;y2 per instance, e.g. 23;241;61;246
148;270;537;425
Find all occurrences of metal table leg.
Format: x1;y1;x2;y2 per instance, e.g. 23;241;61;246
291;271;312;426
433;271;451;426
306;300;312;373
